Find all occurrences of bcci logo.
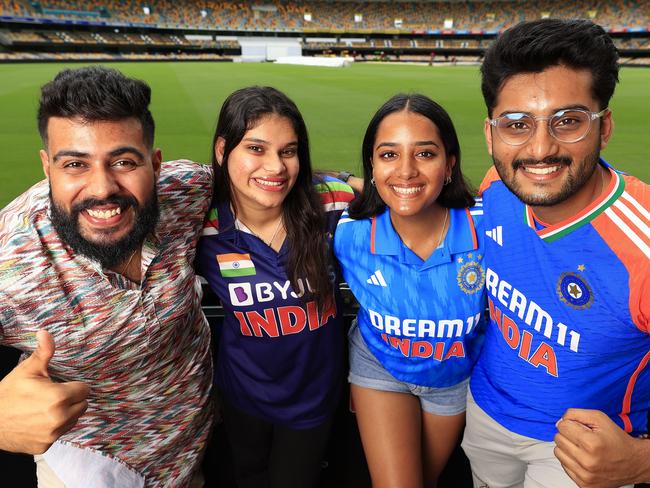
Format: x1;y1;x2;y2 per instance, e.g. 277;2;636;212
457;261;485;294
556;272;593;310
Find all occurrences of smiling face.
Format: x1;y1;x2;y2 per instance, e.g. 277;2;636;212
41;116;161;267
371;110;454;219
485;65;613;216
217;114;300;217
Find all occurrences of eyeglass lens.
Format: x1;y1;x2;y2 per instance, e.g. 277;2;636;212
496;110;592;144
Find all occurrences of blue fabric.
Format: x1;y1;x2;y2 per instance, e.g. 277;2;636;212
196;178;352;428
334;203;487;388
471;170;650;441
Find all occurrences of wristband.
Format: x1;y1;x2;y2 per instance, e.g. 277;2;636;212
337;171;353;183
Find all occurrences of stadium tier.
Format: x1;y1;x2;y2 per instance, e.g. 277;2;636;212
1;1;650;64
2;0;650;32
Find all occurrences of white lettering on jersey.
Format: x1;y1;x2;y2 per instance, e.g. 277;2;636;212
368;309;481;338
485;268;580;352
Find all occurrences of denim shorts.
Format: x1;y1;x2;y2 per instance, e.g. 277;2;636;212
348;320;468;416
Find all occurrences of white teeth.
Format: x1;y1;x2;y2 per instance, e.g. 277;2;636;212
523;166;561;175
392;186;423;195
255;179;283;187
87;207;121;219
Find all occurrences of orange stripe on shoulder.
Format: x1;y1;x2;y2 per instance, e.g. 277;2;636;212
464;208;478;250
478;166;501;195
592;175;650;334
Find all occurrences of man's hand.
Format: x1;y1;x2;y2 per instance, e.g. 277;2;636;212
0;330;89;454
554;408;650;487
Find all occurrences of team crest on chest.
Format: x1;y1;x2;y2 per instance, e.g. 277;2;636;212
556;271;593;310
457;260;485;295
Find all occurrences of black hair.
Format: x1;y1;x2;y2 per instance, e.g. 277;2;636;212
481;19;619;117
211;86;333;309
349;93;474;220
38;66;155;147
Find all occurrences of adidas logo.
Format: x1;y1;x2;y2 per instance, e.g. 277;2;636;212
366;270;387;287
485;226;503;246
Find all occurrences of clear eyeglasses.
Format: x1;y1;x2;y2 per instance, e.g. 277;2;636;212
489;108;609;146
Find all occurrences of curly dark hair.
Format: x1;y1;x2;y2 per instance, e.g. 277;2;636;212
38;66;155;147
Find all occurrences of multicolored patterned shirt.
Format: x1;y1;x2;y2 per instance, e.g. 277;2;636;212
0;160;214;486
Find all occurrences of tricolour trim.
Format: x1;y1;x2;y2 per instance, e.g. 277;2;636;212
370;216;377;254
525;169;625;242
201;207;220;236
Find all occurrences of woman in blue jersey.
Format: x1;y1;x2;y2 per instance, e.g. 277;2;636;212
196;86;354;488
334;94;487;487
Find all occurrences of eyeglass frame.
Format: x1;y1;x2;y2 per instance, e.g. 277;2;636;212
488;107;610;146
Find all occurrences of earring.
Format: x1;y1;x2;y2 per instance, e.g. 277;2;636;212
370;178;375;186
444;175;452;186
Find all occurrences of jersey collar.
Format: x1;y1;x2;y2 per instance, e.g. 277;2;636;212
523;161;625;242
370;206;478;267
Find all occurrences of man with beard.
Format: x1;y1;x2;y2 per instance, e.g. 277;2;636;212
0;67;213;487
461;19;650;488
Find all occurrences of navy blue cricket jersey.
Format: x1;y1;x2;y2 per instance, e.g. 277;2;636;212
197;178;354;428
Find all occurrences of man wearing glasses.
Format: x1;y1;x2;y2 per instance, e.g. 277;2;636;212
462;19;650;487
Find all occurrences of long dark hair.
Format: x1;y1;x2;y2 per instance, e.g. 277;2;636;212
349;93;474;220
211;86;332;309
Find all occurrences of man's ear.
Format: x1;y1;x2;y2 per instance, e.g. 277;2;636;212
152;149;162;179
484;118;494;157
215;137;226;166
599;110;614;151
40;149;50;179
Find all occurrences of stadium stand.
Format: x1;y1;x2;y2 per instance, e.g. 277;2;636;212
3;0;650;32
2;0;650;65
2;0;650;64
1;0;650;485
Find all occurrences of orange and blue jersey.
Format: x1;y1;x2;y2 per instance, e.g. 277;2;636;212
470;160;650;441
334;204;488;387
196;176;355;428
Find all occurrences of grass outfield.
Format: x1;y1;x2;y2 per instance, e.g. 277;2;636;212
1;61;649;208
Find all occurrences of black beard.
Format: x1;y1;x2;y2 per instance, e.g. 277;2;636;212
492;150;600;207
49;189;159;269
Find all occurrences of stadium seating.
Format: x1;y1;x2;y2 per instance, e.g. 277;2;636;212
3;0;650;32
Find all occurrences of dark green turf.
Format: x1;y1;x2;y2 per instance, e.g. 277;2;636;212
1;62;648;208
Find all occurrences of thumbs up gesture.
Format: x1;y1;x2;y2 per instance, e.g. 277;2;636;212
0;330;89;454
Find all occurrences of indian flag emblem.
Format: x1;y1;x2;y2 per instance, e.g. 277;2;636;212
216;253;256;277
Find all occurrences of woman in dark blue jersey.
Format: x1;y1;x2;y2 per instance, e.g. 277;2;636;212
334;94;487;487
196;86;354;488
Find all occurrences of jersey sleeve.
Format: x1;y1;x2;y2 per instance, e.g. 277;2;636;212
314;176;355;217
591;175;650;334
478;165;501;196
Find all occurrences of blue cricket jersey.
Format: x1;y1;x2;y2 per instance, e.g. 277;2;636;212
196;177;355;428
471;163;650;441
334;204;487;388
